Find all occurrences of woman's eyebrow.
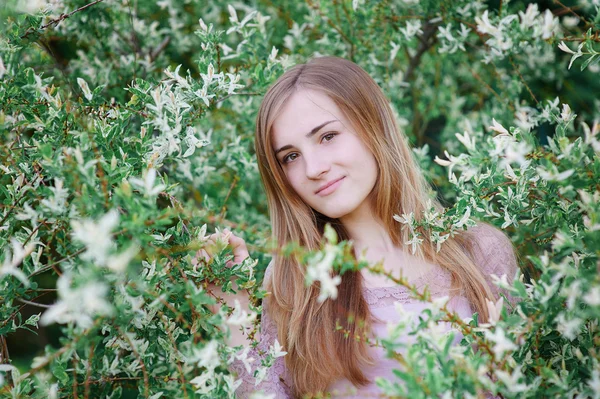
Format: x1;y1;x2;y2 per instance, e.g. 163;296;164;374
274;120;337;155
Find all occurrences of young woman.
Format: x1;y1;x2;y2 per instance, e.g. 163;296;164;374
206;56;519;398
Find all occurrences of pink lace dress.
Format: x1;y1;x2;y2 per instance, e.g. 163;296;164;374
230;224;519;398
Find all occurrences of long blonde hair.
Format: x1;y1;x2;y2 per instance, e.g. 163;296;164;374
254;56;498;397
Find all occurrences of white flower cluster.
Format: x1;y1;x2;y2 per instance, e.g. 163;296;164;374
0;238;37;287
141;62;242;167
305;225;343;303
70;209;138;273
475;5;560;63
437;22;470;54
40;272;113;329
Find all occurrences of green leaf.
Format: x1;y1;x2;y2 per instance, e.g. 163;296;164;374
580;54;598;71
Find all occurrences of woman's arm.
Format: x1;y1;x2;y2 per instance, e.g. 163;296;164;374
470;223;520;306
206;279;255;348
228;261;293;399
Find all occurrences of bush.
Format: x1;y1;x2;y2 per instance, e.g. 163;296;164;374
0;0;599;397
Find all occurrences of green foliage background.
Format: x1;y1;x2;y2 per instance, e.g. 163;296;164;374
1;0;599;398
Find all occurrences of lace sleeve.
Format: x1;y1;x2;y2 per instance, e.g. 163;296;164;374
469;223;519;306
230;260;293;399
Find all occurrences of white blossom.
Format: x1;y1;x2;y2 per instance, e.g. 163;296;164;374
400;20;423;40
535;166;574;182
0;56;6;79
190;371;217;395
106;243;139;273
0;364;18;387
555;313;582;341
495;367;529;393
562;16;580;28
130;168;166;197
1;238;37;287
269;339;287;358
306;242;342;303
536;9;560;40
70;209;119;266
189;340;221;371
433;150;468;179
454;206;472;228
229;345;256;374
490;272;512;290
404;231;424;255
583;286;600;306
561;103;573;122
390;41;401;61
268;46;279;63
226;299;257;327
40;273;113;329
484;326;517;357
489;118;509;135
430;230;450;253
518;4;540;29
198;18;209;32
484;297;504;326
40;178;69;214
589;368;600;398
393;212;416;232
76;78;93;101
222;373;242;395
455;130;476;151
16;0;52;14
558;41;576;55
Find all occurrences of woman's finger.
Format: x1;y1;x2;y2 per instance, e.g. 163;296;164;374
200;249;210;262
223;229;250;266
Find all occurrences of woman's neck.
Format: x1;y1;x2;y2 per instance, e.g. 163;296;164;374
339;202;395;255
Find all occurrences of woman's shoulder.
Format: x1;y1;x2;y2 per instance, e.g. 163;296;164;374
263;258;276;290
465;222;519;288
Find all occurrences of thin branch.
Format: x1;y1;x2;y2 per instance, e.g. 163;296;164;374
84;342;95;399
16;298;52;308
404;20;441;83
20;0;106;40
509;56;538;105
116;326;150;398
219;176;239;222
215;91;261;105
150;37;171;62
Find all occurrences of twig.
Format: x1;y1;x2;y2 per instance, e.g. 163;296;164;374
116;326;150;398
0;336;12;386
219;176;239;221
215;91;261;105
16;298;52;308
0;174;41;228
150;37;171;62
508;56;538;105
404;20;441;83
84;343;95;399
552;0;593;28
26;319;103;376
72;357;79;399
20;0;106;40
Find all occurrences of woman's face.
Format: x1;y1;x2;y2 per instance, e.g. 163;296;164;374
271;89;379;220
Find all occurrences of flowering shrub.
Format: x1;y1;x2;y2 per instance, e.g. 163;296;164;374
0;0;599;398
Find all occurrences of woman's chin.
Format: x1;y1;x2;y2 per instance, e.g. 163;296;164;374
314;206;354;220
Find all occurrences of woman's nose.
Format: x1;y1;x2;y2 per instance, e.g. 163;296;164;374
304;152;330;179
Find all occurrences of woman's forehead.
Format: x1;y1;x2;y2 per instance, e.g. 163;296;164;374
270;89;344;149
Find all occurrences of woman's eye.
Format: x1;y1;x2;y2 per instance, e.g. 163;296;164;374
283;153;298;164
322;132;337;142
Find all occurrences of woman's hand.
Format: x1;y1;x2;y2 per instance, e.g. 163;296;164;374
199;228;250;270
196;229;255;348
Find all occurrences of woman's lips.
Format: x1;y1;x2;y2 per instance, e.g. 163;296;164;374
316;176;345;196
